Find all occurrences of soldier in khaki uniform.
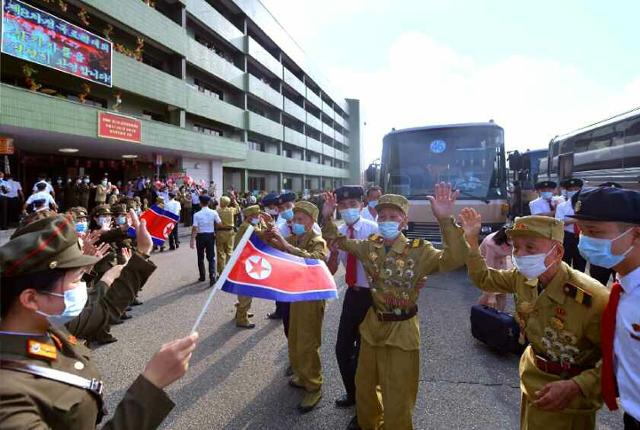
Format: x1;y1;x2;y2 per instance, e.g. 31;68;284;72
233;204;268;329
458;209;609;430
266;200;329;413
322;184;468;430
216;195;240;275
0;213;198;428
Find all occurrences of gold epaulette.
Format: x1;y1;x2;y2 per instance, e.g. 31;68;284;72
411;239;424;248
563;283;592;307
368;234;383;242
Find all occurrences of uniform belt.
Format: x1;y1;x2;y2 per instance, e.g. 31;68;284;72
376;306;417;322
217;226;234;231
533;354;583;377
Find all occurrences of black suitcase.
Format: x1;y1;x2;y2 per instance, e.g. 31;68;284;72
470;304;526;354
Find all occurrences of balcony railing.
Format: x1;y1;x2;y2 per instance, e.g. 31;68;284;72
184;0;245;51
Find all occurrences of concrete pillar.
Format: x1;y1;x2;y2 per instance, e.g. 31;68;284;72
241;169;249;192
211;159;223;195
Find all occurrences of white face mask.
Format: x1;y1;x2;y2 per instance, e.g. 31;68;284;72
512;245;556;280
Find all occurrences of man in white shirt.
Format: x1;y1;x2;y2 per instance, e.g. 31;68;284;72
360;186;382;222
529;180;563;217
25;182;57;212
32;175;54;197
0;172;9;230
555;178;585;271
190;195;222;287
322;186;378;417
165;191;182;251
4;174;23;225
571;187;640;430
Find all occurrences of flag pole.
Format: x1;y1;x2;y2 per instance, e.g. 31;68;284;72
190;225;255;334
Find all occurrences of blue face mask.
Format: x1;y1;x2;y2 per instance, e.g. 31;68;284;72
280;208;294;221
368;200;378;209
250;217;260;225
378;221;400;240
541;191;553;200
36;282;88;327
578;229;634;269
340;208;360;225
292;223;307;236
75;222;88;234
117;216;127;226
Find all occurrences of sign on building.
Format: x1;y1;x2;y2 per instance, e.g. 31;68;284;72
1;0;112;86
98;112;142;143
0;137;15;155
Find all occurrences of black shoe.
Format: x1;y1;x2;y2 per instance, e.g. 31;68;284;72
198;276;205;282
120;313;132;320
347;416;360;430
267;312;282;320
169;247;176;251
111;318;124;325
335;394;355;408
209;278;215;287
248;312;254;318
236;323;256;329
126;306;132;311
131;299;143;306
176;243;180;248
285;365;294;377
95;335;118;345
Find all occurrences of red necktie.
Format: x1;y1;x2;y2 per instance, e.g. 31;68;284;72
573;223;580;235
345;225;357;287
601;281;623;411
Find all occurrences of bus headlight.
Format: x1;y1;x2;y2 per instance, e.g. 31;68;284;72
481;226;493;234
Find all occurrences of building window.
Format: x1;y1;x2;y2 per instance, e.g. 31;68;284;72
248;141;265;152
193;124;223;136
249;177;265;192
194;79;223;100
304;179;311;189
283;177;292;190
283;148;292;158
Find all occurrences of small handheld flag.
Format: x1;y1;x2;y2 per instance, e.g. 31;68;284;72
128;205;179;246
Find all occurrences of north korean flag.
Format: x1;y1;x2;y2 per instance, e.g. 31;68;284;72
221;230;338;302
127;205;179;246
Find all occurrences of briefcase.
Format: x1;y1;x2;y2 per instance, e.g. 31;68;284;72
470;304;526;354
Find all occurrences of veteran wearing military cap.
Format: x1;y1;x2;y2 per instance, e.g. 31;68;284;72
569;186;640;429
555;178;586;271
261;192;286;320
0;213;198;428
322;183;469;430
216;195;240;275
265;200;329;413
459;209;609;430
530;180;563;217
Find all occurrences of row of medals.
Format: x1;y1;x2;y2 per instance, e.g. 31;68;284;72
368;253;416;315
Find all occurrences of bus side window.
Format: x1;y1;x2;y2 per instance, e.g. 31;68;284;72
625;118;640;144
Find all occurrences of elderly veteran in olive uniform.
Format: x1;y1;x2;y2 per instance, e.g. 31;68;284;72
322;183;469;430
459;209;609;430
265;200;329;413
233;204;270;329
0;214;198;429
216;195;240;276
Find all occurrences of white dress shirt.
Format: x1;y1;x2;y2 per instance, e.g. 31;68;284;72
615;267;640;421
331;217;379;288
165;199;181;217
554;199;575;233
7;180;22;198
193;207;221;233
26;191;56;207
360;206;377;222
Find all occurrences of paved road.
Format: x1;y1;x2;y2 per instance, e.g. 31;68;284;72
95;244;624;429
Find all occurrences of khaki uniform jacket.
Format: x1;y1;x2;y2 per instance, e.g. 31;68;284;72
0;254;174;429
284;230;328;261
217;205;239;230
466;249;609;411
324;217;468;351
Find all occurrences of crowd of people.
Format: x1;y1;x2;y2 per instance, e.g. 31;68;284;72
0;172;638;430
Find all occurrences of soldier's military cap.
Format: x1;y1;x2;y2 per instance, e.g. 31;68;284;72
277;192;296;205
1;215;99;277
198;195;211;204
110;204;127;215
534;180;557;190
68;207;88;220
599;181;622;188
92;204;111;216
560;178;583;188
507;215;564;242
570;187;640;223
261;192;279;206
375;194;410;216
294;200;319;221
335;185;364;202
243;205;261;217
219;196;231;207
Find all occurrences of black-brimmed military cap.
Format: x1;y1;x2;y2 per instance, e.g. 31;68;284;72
198;195;211;204
335;185;364;202
534;180;557;190
570;187;640;223
560;178;583;188
277;192;296;205
599;181;622;189
261;192;279;206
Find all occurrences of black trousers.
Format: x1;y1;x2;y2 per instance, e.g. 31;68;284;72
563;231;586;272
0;196;7;230
590;264;615;286
335;287;373;400
279;301;291;337
169;222;179;249
625;413;640;430
196;233;216;280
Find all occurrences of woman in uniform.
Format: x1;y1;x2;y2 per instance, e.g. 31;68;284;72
0;212;198;429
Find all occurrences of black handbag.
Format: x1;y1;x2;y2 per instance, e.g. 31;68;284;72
470;304;526;354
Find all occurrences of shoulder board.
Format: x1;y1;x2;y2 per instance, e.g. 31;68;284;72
562;283;592;307
411;239;424;248
368;234;383;242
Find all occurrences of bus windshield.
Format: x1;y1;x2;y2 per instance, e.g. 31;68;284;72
382;126;505;200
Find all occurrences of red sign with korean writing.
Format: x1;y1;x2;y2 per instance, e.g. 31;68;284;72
1;0;112;86
98;112;141;143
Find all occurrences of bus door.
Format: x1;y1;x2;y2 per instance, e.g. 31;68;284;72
558;152;574;180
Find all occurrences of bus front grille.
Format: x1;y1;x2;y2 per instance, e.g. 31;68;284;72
406;222;442;244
